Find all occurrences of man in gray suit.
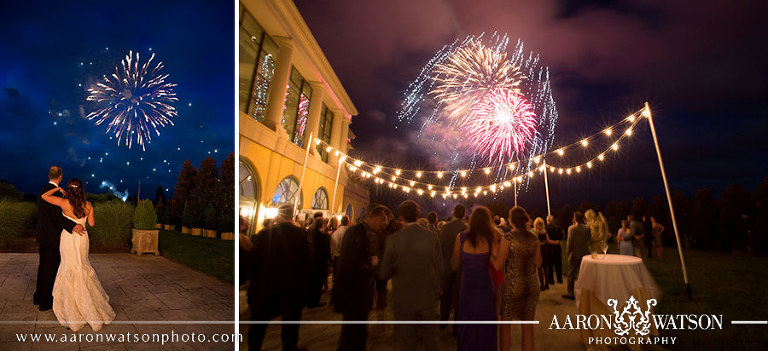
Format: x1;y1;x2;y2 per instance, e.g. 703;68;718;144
563;211;590;300
438;204;466;331
379;200;443;351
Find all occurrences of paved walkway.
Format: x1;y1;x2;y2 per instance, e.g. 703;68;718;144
0;253;235;351
239;280;589;350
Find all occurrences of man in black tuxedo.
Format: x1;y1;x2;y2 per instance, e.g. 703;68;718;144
247;204;311;351
33;166;83;311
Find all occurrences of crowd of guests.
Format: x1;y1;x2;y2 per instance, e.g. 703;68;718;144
238;200;662;351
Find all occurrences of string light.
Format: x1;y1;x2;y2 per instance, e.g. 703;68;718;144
313;105;648;197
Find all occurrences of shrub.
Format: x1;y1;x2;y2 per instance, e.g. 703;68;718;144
0;182;23;201
0;200;36;247
182;201;193;228
90;200;134;249
218;207;234;233
133;199;157;230
204;202;217;230
86;193;120;203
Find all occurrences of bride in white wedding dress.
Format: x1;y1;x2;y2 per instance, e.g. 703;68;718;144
41;178;116;332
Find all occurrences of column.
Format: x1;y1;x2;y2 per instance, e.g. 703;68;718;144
329;108;344;163
305;82;324;153
263;37;294;133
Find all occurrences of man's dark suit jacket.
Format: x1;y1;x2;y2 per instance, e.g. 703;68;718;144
247;221;311;304
333;222;376;313
37;183;77;246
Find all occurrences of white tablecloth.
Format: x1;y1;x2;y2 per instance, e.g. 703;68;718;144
574;254;659;308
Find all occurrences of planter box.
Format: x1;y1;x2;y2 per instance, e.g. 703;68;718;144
182;226;191;234
220;232;234;240
191;228;202;236
154;223;162;229
203;229;217;238
131;229;160;256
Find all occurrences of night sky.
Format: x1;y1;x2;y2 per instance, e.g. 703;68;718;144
295;0;768;215
0;0;233;199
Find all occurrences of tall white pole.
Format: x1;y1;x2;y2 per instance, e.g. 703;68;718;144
543;160;551;216
330;155;344;215
514;179;518;207
645;102;691;299
295;133;313;216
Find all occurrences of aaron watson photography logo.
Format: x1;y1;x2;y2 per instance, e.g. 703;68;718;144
549;296;724;346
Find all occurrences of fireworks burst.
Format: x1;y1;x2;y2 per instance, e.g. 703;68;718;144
431;39;522;122
398;34;558;188
87;50;178;151
467;89;537;162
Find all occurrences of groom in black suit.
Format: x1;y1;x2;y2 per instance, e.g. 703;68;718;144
33;166;84;311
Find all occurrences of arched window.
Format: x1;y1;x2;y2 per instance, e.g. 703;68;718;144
345;203;353;218
312;188;328;210
272;176;303;209
239;159;259;235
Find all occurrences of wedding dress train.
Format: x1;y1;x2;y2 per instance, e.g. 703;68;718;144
52;214;116;331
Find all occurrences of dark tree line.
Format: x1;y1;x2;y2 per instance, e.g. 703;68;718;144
159;152;236;233
482;179;768;253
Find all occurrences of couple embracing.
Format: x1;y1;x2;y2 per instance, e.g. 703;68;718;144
33;166;115;331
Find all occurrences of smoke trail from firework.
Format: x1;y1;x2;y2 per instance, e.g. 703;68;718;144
87;50;178;151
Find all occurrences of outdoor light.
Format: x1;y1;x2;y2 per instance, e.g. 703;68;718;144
605;128;612;136
334;151;340;156
642;107;651;118
534;156;541;164
373;166;381;174
416;171;423;178
430;191;436;197
557;148;564;156
315;139;321;145
598;154;605;161
391;176;396;181
628;115;636;122
504;181;511;187
490;185;497;192
476;186;482;193
462;187;467;194
417;189;424;195
612;143;619;151
354;160;363;167
264;207;279;219
409;181;415;186
528;171;534;177
427;185;433;190
576;166;582;173
508;163;516;169
625;128;633;136
516;176;523;182
581;139;588;147
395;169;401;176
437;172;443;178
484;168;491;175
587;162;593;168
326;146;332;152
558;169;563;174
460;170;467;177
566;168;572;175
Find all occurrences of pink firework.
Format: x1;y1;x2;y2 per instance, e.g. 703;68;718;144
466;89;537;161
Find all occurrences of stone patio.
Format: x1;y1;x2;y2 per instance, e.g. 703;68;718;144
239;280;589;350
0;253;235;351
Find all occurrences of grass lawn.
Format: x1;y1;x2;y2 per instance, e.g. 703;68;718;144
158;229;234;284
642;247;768;350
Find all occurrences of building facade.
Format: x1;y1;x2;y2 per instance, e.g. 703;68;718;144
238;0;369;234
